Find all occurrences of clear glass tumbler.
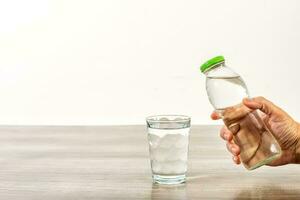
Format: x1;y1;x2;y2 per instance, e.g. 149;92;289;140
146;115;191;184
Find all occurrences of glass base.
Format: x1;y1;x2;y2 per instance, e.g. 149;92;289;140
247;152;282;170
152;174;186;185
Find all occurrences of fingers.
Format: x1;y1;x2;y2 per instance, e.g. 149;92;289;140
221;96;279;128
220;126;241;165
220;126;240;155
232;155;241;164
222;104;252;127
213;97;279;124
226;142;241;156
220;126;233;141
243;97;276;116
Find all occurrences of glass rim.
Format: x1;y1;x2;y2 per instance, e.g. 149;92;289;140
146;114;191;123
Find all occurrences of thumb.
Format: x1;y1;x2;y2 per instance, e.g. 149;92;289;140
243;96;278;116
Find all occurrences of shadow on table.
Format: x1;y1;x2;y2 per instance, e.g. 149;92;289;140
233;185;300;200
151;184;188;200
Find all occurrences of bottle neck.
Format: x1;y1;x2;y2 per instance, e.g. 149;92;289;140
204;62;225;75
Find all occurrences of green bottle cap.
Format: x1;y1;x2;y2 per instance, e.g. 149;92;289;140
200;56;225;73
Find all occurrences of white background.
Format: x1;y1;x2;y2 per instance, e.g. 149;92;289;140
0;0;299;125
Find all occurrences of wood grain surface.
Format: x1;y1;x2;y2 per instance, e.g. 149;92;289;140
0;125;299;200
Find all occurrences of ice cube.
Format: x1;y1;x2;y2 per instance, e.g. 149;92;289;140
151;148;168;162
174;148;188;161
175;134;188;148
171;161;187;174
151;161;162;174
148;134;161;148
159;134;179;148
164;147;187;162
160;161;187;174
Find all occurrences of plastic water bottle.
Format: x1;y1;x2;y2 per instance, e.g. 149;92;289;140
200;56;281;170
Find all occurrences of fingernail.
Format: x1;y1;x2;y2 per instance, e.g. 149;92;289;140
214;112;221;118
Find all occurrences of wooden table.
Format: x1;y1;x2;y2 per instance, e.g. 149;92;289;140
0;125;299;199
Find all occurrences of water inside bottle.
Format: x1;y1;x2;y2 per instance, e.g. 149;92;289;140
206;76;249;110
206;76;281;169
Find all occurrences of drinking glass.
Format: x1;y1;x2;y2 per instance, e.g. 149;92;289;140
146;115;191;184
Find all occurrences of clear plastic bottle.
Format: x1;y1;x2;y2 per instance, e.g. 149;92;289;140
200;56;282;170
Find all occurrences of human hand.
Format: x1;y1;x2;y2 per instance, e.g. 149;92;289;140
211;97;300;166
